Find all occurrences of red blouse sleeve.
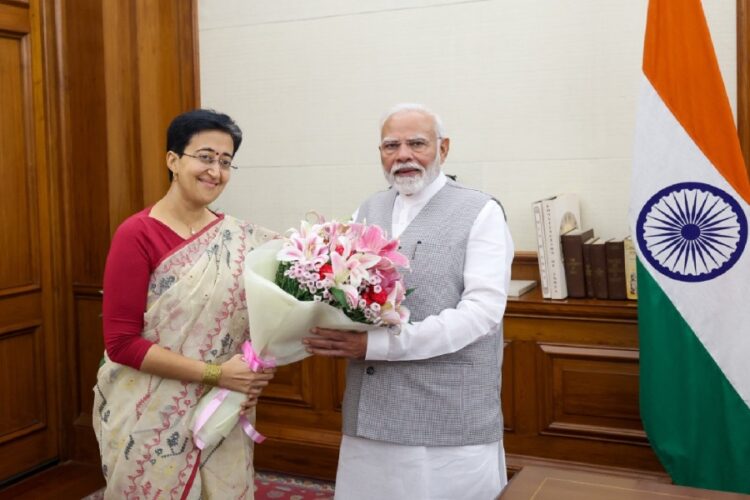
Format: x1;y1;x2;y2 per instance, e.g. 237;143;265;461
102;216;158;369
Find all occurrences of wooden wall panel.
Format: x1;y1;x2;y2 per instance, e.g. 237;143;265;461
255;356;344;479
73;295;105;425
0;36;36;291
67;293;105;462
262;360;314;407
537;344;644;443
0;3;29;31
334;358;346;411
55;0;200;467
502;286;664;474
101;0;143;228
135;0;198;205
0;327;43;441
59;0;110;287
257;357;343;430
56;0;115;467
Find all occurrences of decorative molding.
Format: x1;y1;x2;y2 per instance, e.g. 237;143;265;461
536;343;646;445
261;362;315;408
0;284;40;299
0;422;46;446
0;320;41;337
0;2;29;33
0;324;46;444
72;284;103;297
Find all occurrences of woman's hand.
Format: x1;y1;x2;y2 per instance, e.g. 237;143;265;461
217;355;272;392
239;368;276;416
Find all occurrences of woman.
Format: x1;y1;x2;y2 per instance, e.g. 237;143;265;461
93;109;274;499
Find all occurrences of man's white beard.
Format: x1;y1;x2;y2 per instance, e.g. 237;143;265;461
384;154;441;196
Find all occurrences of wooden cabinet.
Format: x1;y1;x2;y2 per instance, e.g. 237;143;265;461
502;286;663;475
253;356;346;479
502;253;664;477
254;253;666;481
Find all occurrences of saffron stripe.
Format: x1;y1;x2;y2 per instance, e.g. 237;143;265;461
642;0;750;203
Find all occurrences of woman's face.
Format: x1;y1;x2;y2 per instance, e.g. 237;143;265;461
167;130;235;207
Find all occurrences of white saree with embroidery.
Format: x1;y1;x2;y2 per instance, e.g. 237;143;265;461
93;216;273;500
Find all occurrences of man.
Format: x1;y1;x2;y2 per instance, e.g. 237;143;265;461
304;103;514;499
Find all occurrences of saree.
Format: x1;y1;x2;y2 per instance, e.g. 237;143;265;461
93;215;274;500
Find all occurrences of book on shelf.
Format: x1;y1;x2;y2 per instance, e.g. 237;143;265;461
532;201;550;298
533;194;581;299
561;228;594;298
508;279;537;298
590;239;609;299
624;235;638;300
605;238;627;300
582;236;597;298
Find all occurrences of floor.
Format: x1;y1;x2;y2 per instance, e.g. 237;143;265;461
0;463;337;500
0;462;105;500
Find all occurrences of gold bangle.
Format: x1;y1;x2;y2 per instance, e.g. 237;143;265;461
202;362;222;387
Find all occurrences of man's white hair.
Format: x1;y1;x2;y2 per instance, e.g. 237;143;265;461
380;103;446;138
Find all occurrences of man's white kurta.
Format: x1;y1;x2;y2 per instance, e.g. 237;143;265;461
337;172;512;500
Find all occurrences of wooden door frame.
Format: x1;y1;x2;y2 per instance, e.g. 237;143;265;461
0;0;69;481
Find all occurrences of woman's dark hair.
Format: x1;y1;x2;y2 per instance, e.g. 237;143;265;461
166;109;242;181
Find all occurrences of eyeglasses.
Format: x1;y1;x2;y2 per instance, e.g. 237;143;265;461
182;151;237;170
380;138;439;155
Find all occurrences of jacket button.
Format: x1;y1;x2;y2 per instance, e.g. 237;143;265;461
366;366;375;375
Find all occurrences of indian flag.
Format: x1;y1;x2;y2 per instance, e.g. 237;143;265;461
629;0;750;493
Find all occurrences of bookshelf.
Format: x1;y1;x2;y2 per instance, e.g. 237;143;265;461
503;252;665;478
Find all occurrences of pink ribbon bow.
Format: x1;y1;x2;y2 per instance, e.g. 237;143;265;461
192;341;275;449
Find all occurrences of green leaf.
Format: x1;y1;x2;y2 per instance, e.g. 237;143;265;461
330;287;348;308
405;287;416;297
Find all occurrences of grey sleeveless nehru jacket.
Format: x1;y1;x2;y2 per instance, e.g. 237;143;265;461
343;179;504;446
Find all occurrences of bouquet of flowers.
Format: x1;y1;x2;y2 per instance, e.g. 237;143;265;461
243;216;411;365
277;218;410;324
191;216;410;449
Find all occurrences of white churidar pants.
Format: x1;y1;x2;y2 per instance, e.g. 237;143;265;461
333;436;507;500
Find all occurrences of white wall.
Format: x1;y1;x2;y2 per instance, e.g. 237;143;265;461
198;0;736;251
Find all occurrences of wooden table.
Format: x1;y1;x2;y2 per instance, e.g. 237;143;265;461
500;466;749;499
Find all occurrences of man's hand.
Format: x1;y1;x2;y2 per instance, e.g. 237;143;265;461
303;327;367;359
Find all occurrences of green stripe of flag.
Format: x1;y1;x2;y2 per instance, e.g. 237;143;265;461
637;260;750;493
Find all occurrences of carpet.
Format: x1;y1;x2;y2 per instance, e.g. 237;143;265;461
255;471;334;499
81;471;334;499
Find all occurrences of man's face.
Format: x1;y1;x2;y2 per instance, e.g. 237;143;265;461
380;110;448;196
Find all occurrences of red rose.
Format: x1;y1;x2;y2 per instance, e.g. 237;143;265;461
318;263;333;279
370;289;388;305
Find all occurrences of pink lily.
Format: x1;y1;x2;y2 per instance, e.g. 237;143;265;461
277;221;329;266
355;225;409;269
331;248;380;289
379;281;409;325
